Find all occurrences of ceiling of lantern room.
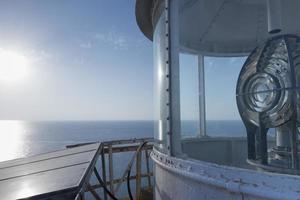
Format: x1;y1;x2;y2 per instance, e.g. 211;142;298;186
136;0;300;56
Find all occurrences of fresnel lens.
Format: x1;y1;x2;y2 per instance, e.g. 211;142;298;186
236;35;300;174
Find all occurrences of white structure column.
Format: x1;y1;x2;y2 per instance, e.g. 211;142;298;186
198;55;206;137
266;0;282;34
167;0;182;156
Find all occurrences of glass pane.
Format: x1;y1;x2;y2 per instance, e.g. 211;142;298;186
179;53;199;138
153;10;168;152
204;57;247;137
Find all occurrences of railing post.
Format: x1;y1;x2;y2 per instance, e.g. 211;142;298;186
136;149;142;200
145;149;151;188
74;138;154;199
108;144;114;196
198;54;206;137
101;147;108;200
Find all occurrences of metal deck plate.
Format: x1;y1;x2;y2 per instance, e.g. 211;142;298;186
0;143;101;200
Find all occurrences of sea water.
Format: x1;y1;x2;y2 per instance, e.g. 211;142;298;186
0;120;248;162
0;120;248;198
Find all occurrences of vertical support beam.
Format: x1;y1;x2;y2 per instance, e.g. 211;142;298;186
101;147;108;200
258;115;268;165
108;144;114;195
145;149;151;187
166;0;182;156
164;0;171;156
244;121;257;160
259;127;268;165
198;54;206;137
266;0;282;34
285;36;299;169
136;150;142;200
290;120;298;169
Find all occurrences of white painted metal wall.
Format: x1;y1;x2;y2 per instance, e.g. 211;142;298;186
152;147;300;200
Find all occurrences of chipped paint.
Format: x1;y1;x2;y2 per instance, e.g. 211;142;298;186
151;148;300;200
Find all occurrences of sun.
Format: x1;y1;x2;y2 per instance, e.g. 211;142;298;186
0;49;29;83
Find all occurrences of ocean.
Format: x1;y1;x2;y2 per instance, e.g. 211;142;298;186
0;120;248;162
0;120;152;162
0;120;248;198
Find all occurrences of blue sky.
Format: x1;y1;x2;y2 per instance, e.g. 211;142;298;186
0;0;246;121
180;55;246;120
0;0;153;120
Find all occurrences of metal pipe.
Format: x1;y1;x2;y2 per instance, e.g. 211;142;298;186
266;0;282;34
136;151;142;200
94;168;118;200
145;149;152;187
198;54;206;137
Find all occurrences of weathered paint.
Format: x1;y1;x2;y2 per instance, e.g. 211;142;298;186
151;148;300;200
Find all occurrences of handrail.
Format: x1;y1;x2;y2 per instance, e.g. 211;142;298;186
67;137;154;200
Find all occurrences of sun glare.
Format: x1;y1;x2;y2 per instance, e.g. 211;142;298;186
0;120;26;162
0;49;29;83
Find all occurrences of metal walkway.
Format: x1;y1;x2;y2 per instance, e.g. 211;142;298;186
0;138;154;200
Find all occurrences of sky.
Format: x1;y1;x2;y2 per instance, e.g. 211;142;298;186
0;0;153;120
179;55;246;120
0;0;246;121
